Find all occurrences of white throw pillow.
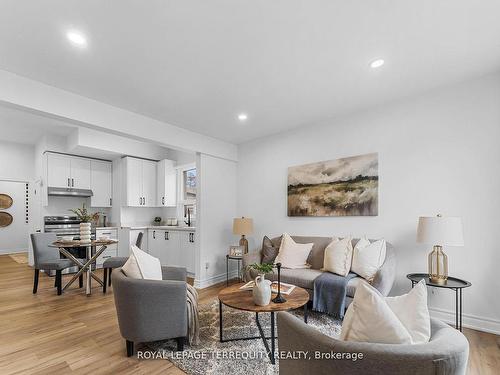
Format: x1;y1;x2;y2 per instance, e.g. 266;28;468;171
122;246;162;280
274;233;313;269
351;238;386;282
341;280;431;345
121;252;142;279
386;280;431;344
322;237;352;277
130;245;163;280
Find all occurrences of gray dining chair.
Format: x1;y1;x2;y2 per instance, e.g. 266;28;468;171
103;231;143;293
31;233;83;295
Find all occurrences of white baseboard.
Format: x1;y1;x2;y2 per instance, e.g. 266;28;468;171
0;249;27;255
194;270;239;289
429;307;500;335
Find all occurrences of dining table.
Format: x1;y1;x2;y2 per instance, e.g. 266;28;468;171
50;239;119;295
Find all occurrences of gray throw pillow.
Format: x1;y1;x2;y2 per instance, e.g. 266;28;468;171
261;235;280;264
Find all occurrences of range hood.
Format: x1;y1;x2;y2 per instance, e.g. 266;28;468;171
48;187;94;197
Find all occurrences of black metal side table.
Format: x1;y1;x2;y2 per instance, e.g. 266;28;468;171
226;255;243;286
407;273;471;332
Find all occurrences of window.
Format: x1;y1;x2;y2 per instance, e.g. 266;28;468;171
183;168;197;201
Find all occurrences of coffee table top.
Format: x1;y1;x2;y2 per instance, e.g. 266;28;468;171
218;282;309;313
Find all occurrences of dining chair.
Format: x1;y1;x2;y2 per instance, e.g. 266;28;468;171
103;231;143;293
31;233;84;295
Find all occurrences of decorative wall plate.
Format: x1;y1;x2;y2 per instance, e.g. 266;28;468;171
0;194;13;209
0;212;13;227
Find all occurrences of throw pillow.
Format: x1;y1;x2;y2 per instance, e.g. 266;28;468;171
340;281;413;344
386;280;431;344
131;245;163;280
341;280;431;345
351;238;386;282
274;233;313;269
261;235;281;264
322;237;352;277
121;252;142;279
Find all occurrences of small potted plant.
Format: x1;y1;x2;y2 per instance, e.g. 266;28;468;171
69;204;100;243
248;263;274;279
153;217;162;226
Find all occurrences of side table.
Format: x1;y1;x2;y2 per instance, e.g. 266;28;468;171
407;273;471;331
226;255;243;286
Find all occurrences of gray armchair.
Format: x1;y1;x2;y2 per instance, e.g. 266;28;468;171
31;233;83;295
277;312;469;375
112;266;188;357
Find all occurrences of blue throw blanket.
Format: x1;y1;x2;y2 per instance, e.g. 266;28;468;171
313;272;357;319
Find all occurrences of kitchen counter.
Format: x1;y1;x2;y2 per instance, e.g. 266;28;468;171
96;227;120;230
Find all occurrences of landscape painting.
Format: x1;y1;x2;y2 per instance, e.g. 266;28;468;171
287;153;378;217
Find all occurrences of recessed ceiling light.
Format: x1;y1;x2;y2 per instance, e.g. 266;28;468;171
66;30;87;47
370;59;385;69
238;113;248;121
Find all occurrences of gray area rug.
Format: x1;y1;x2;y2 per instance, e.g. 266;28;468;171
145;301;342;375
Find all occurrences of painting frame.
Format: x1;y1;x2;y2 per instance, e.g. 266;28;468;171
287;153;378;217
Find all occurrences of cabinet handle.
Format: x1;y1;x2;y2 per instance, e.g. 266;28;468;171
143;197;145;205
68;178;70;187
139;197;142;205
102;255;111;259
153;230;156;239
164;231;167;240
162;196;165;205
72;178;74;187
110;198;112;206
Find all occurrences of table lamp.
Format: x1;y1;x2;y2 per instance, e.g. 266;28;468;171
233;217;253;254
417;214;464;284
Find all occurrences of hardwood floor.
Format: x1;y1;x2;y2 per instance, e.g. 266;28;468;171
0;253;498;374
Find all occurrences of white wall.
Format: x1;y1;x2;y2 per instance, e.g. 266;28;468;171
0;140;34;181
195;153;238;287
237;73;500;334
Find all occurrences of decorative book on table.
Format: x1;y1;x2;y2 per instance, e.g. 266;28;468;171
239;280;296;295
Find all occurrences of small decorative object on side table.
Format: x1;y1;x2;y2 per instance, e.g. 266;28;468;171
272;262;287;304
407;273;471;331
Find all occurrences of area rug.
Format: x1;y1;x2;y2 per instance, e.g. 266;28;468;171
145;301;342;375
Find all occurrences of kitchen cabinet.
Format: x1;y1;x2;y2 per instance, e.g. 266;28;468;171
180;231;196;274
95;228;118;268
90;160;112;207
157;159;177;207
47;153;91;189
123;157;157;207
148;229;166;264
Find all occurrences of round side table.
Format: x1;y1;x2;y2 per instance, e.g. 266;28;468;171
407;273;471;331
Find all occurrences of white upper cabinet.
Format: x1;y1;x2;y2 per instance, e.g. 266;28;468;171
47;153;91;189
123;156;158;207
47;153;71;188
142;160;158;207
70;157;91;189
90;160;112;207
157;159;177;207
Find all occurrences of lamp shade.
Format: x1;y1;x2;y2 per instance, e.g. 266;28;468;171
233;217;253;235
417;215;464;246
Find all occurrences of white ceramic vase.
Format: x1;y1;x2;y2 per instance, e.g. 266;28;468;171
80;222;91;243
253;274;272;306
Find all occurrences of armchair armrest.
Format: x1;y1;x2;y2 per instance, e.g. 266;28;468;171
162;266;187;281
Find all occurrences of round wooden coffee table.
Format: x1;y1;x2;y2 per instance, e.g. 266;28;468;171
218;282;309;364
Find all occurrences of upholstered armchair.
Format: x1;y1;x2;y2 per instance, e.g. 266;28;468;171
112;266;188;356
277;312;469;375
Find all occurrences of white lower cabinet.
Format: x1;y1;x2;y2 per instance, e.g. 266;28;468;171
147;229;195;274
96;228;118;268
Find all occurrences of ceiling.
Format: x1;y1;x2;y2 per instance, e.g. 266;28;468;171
0;1;499;144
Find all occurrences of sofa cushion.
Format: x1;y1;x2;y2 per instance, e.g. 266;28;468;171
275;233;313;269
271;235;334;270
346;277;369;297
322;237;352;277
351;238;387;282
261;235;281;264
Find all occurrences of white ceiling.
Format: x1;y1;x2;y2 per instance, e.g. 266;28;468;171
0;1;499;144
